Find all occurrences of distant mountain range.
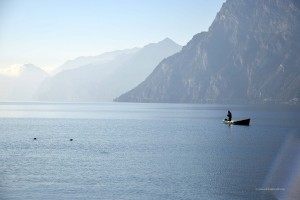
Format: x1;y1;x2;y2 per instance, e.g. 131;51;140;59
116;0;300;104
0;64;48;101
34;38;181;102
54;48;140;74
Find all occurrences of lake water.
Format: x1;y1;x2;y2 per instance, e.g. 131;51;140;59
0;102;299;200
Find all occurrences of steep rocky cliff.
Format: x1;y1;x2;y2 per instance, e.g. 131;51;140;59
116;0;300;104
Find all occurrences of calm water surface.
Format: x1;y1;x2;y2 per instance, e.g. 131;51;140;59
0;102;299;200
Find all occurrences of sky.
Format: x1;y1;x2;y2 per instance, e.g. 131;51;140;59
0;0;225;70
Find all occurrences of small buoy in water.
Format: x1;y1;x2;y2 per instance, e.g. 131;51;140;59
70;139;73;141
33;138;37;140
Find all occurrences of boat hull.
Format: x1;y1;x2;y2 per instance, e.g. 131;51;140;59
223;118;250;126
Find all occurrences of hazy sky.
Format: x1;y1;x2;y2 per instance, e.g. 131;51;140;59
0;0;225;70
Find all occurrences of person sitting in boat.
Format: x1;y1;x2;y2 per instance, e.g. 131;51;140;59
226;110;232;121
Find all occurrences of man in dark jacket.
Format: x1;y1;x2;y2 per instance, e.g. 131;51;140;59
227;110;232;121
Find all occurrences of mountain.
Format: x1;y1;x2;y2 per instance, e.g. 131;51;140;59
55;48;140;74
115;0;300;104
35;38;182;102
0;64;48;101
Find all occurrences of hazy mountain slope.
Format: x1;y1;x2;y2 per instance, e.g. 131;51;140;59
116;0;300;104
55;48;140;74
35;38;182;102
0;64;48;101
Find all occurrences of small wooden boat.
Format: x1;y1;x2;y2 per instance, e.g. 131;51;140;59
223;118;250;126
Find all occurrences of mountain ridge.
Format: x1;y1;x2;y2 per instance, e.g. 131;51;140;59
55;48;141;74
115;0;300;104
0;64;48;101
35;38;182;102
